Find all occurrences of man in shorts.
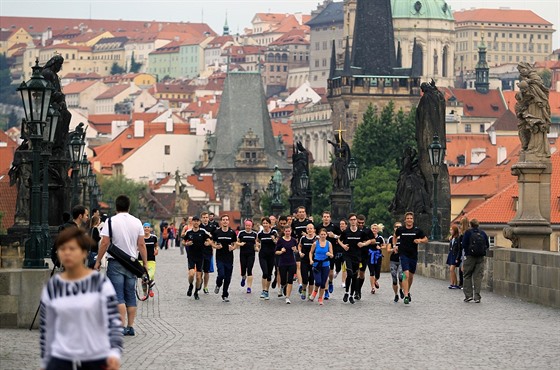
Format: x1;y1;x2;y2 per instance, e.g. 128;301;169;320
140;222;158;298
184;216;212;300
95;195;148;336
386;222;404;303
200;212;217;294
394;212;428;305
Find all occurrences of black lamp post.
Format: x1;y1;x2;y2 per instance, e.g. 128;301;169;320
87;169;95;210
79;153;90;206
18;59;54;269
347;157;358;212
428;134;445;241
68;126;85;207
299;171;309;193
40;106;59;254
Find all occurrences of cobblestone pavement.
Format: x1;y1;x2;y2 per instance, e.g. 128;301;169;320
1;247;559;369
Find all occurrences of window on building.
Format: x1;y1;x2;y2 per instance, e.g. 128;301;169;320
270;65;274;72
315;42;319;50
516;43;520;52
164;145;170;155
314;60;319;67
516;55;520;62
502;33;505;38
516;33;519;39
465;124;471;133
538;34;541;39
523;34;527;39
544;45;548;52
283;66;287;72
474;32;477;37
509;55;512;61
488;236;495;247
523;43;527;52
322;58;327;67
480;124;485;133
545;35;548;40
509;33;512;38
501;55;505;62
322;41;327;50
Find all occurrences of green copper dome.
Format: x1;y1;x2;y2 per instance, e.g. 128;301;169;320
391;0;454;21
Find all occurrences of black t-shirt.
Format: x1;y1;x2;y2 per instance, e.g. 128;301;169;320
142;234;158;261
184;229;211;260
395;226;426;260
238;230;258;254
90;227;101;252
316;222;341;253
200;223;217;256
257;229;278;255
213;228;237;263
299;236;316;264
359;227;374;258
339;228;368;260
387;235;401;262
291;218;313;240
369;234;385;253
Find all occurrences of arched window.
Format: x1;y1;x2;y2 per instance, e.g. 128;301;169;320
442;46;449;77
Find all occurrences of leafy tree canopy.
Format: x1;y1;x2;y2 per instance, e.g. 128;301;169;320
98;175;147;215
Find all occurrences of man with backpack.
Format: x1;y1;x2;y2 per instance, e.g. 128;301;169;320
460;218;490;303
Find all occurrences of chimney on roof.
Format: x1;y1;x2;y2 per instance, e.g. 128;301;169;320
134;120;144;138
497;147;507;165
112;120;128;140
489;126;496;145
166;113;173;133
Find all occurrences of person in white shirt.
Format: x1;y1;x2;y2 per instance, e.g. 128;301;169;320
40;227;123;370
94;195;147;336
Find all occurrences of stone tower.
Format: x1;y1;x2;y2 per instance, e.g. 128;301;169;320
204;72;290;215
474;37;490;94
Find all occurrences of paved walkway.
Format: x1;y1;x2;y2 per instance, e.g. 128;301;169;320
1;247;558;369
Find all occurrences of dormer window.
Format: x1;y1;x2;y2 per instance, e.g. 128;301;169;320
491;104;499;111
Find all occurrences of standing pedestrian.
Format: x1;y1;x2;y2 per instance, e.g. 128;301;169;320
309;228;334;305
394;212;428;305
94;195;148;335
41;227;123;370
461;219;490;303
446;225;461;289
212;215;238;302
87;215;102;268
275;225;298;304
237;220;258;293
256;217;278;300
457;217;470;288
387;222;404;303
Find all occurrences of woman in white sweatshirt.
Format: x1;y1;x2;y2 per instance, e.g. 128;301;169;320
40;227;123;370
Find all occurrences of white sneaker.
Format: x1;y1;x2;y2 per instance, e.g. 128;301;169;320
341;283;346;289
285;297;291;304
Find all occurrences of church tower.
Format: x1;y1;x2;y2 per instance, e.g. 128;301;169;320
474;36;489;94
223;13;230;36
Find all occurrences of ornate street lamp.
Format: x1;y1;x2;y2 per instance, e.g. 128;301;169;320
299;171;309;192
17;59;54;269
347;157;358;212
68;125;86;207
428;134;445;241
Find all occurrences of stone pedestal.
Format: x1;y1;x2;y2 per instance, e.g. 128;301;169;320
330;190;351;222
504;159;552;250
288;192;312;215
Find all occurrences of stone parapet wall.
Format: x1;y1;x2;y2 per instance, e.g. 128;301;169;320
415;242;559;308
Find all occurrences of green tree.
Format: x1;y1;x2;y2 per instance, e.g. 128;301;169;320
309;166;331;220
110;62;125;75
99;175;147;215
352;102;416;171
352;166;400;233
129;52;143;73
538;68;552;89
260;185;290;216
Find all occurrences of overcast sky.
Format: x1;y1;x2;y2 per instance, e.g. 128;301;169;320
1;0;558;47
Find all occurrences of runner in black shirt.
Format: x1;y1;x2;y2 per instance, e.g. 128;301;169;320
356;214;374;300
211;215;238;302
291;206;313;295
338;214;371;304
315;211;340;298
394;212;428;304
256;217;278;300
200;211;217;294
368;223;385;295
237;220;258;294
140;223;158;299
183;216;211;300
387;221;404;303
298;224;316;301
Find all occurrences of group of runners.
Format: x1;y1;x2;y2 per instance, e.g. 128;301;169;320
155;208;427;305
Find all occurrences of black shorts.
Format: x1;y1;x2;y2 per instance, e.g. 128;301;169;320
188;257;203;272
359;254;369;272
343;255;360;275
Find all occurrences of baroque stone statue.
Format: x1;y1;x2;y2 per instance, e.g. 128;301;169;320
515;62;551;158
9;142;32;224
290;141;309;196
272;165;282;204
42;55;72;156
389;146;430;215
328;134;351;191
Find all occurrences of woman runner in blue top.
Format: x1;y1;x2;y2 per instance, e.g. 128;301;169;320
309;228;334;305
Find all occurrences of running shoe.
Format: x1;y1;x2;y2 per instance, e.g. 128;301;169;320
354;293;361;301
122;327;128;335
341;282;346;289
374;281;379;289
310;291;317;301
264;291;270;300
194;291;200;300
328;282;334;293
474;299;481;303
214;286;220;294
149;291;155;298
399;288;404;299
448;285;455;289
203;287;209;294
300;292;306;300
222;296;230;302
298;284;303;294
260;291;266;299
407;293;412;302
241;277;246;287
324;291;330;300
349;295;355;304
404;296;410;304
247;287;252;294
285;297;291;304
343;293;349;303
187;284;193;297
394;294;399;303
464;297;473;302
271;278;277;289
371;288;376;294
318;297;324;306
127;327;135;336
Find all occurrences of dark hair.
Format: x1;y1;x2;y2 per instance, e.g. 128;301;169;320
348;213;357;219
322;211;331;216
220;214;229;221
318;227;328;234
278;215;288;222
339;218;348;225
261;217;271;224
62;211;71;223
357;214;366;221
92;208;99;215
470;218;479;228
297;206;306;212
55;227;94;253
404;211;414;218
71;205;87;220
115;195;130;212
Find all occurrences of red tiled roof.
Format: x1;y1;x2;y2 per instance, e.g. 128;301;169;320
451;170;516;197
87;114;129;134
534;60;560;70
183;101;219;118
206;35;234;48
503;90;560;119
0;30;12;42
269;29;309;46
270;104;295;114
445;134;521;167
42;43;92;52
0;130;18;173
155;82;196;94
453;9;553;26
69;31;111;43
488;109;518;132
63;80;98;94
186;174;216;200
94;84;130;100
8;42;26;51
271;118;294;146
0;170;17;231
445;88;507;118
274;16;310;34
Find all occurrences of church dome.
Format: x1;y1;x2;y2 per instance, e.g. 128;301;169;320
391;0;454;21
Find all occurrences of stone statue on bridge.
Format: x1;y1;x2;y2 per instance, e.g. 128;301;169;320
328;134;351;191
